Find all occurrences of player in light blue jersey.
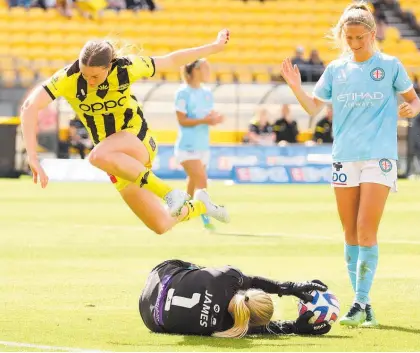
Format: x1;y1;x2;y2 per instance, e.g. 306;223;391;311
281;2;420;327
174;59;225;231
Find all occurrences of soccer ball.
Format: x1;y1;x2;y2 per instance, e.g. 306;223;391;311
298;290;340;324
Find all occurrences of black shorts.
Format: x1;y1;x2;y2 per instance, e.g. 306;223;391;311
139;259;196;332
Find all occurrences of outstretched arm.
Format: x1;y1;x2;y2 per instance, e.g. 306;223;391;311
153;29;229;72
21;85;54;188
241;275;328;302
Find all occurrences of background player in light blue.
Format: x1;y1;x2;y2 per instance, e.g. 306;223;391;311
174;59;224;230
281;2;420;327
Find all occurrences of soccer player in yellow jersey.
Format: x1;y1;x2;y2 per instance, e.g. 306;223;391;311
20;29;231;235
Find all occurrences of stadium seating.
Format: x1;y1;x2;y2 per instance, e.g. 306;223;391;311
1;0;419;85
399;0;420;23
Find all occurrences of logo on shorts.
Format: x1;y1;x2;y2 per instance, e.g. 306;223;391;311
370;68;385;81
332;162;347;185
379;158;392;173
149;137;156;151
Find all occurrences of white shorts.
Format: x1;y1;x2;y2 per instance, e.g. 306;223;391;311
331;159;398;192
174;149;210;166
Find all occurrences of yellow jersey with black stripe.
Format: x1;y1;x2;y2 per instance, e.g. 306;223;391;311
42;55;155;145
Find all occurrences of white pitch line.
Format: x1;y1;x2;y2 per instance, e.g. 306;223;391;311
0;340;107;352
15;221;420;245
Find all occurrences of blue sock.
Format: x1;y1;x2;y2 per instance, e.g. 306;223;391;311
201;214;210;226
355;245;378;307
345;244;359;293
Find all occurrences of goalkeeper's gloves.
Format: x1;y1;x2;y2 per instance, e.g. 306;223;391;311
264;312;331;336
292;311;332;335
278;279;328;302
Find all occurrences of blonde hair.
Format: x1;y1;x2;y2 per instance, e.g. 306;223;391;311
79;38;142;67
213;289;274;338
330;1;379;55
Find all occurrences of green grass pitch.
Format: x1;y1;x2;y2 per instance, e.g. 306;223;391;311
1;179;420;351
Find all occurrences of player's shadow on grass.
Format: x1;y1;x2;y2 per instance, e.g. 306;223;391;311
295;335;352;339
377;324;420;335
108;334;349;349
177;336;321;348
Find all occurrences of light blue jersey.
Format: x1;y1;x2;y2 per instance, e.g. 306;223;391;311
174;84;214;151
313;52;412;162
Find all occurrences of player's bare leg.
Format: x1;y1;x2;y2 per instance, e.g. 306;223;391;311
120;185;205;235
89;131;187;215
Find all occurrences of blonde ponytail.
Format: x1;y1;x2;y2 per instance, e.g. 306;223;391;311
104;37;143;59
213;289;274;339
329;1;379;55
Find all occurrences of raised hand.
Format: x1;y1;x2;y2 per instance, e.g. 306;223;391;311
281;58;302;89
214;29;230;50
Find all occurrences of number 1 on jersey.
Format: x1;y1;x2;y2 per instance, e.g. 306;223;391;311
164;288;201;311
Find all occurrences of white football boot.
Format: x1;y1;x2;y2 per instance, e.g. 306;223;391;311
194;189;230;223
164;190;190;217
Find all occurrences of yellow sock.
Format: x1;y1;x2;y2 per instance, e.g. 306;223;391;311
181;200;207;222
135;169;173;199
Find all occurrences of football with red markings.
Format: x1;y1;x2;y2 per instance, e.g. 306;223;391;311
298;290;340;324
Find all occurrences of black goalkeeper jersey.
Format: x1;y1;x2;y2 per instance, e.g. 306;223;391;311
139;260;283;336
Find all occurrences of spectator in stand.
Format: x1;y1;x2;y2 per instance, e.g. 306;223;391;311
413;75;420;94
291;46;309;82
58;116;93;159
125;0;159;11
56;0;73;18
142;0;158;10
383;0;396;7
273;104;299;145
68;116;93;159
244;107;275;145
374;7;387;42
34;0;58;11
308;49;325;82
313;105;333;144
107;0;126;11
411;76;420;174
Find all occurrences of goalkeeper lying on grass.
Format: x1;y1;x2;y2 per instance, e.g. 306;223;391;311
139;260;331;337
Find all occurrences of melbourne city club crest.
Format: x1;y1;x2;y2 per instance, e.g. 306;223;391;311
379;158;392;173
370;67;385;81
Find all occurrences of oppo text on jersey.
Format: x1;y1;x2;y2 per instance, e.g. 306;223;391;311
79;96;127;113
